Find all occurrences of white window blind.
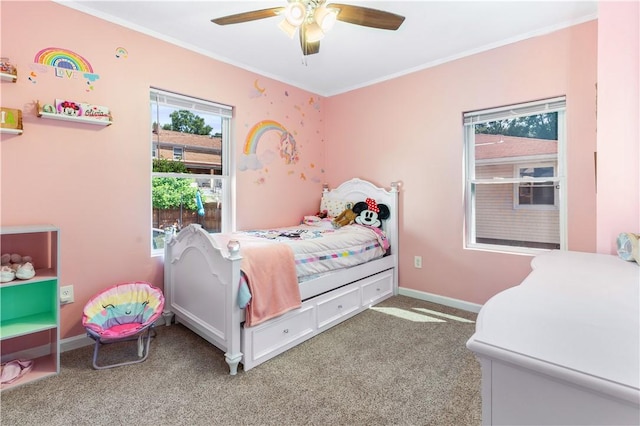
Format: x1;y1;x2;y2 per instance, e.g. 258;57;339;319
150;87;232;118
464;96;566;126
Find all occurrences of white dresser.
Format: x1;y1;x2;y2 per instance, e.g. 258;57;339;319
467;250;640;425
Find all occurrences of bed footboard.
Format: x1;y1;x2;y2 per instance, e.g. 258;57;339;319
164;225;244;375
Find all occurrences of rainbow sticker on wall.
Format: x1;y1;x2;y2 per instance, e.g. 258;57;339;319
115;47;128;59
33;47;100;90
34;47;93;72
239;120;299;171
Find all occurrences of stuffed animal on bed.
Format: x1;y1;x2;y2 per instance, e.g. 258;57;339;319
616;232;640;265
352;198;390;228
332;208;357;228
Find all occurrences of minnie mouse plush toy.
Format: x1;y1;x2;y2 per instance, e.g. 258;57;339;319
352;198;390;228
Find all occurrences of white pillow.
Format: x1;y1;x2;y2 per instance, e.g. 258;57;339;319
320;197;354;218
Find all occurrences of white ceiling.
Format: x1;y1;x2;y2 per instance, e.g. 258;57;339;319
56;1;598;96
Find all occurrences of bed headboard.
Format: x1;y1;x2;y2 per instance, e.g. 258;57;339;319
322;178;399;255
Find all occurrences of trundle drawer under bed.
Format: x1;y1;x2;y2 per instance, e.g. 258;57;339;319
241;268;394;371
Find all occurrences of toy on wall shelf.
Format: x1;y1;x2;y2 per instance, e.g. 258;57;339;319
0;107;23;135
57;100;82;117
0;57;17;82
54;99;110;121
82;104;111;121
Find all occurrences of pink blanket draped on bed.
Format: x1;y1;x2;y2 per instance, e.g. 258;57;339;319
241;243;301;327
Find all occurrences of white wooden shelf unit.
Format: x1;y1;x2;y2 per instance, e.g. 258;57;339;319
0;225;60;391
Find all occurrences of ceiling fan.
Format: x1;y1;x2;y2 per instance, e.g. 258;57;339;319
211;1;405;56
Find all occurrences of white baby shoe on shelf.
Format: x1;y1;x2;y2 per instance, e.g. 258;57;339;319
0;265;15;282
15;262;36;280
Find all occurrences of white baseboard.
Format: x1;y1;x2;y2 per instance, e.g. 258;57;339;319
1;344;51;363
60;317;168;353
399;287;483;313
60;334;93;352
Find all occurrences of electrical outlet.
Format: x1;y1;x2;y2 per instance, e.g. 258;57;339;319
60;285;74;304
414;256;422;269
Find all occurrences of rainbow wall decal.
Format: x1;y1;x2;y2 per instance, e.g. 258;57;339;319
239;120;298;171
33;47;94;72
244;120;289;155
115;47;128;59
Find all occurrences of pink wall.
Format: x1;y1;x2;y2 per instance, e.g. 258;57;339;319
596;1;640;253
0;1;325;338
2;1;630;339
324;22;598;304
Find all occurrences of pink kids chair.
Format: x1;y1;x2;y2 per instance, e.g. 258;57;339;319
82;281;165;369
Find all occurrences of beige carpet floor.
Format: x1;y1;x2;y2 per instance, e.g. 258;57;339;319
0;295;481;426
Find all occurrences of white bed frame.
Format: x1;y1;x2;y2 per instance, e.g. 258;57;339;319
162;178;399;375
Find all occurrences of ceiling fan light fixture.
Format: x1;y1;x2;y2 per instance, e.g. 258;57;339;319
211;2;406;57
305;22;325;43
284;2;306;27
278;18;298;38
314;5;338;32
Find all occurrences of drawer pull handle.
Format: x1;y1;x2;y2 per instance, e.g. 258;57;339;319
283;329;289;334
337;304;343;309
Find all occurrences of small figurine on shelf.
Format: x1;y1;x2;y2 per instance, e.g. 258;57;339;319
0;57;16;75
41;104;56;114
57;100;82;117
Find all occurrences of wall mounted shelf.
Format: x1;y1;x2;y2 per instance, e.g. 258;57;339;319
36;100;112;126
37;110;112;126
0;128;23;135
0;72;17;82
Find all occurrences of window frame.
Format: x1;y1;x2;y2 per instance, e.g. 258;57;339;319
513;163;559;210
150;88;235;255
463;97;567;254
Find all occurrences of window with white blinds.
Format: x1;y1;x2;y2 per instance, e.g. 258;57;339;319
464;97;566;253
150;88;234;254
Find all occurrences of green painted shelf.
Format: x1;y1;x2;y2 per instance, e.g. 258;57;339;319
0;225;60;391
0;312;57;339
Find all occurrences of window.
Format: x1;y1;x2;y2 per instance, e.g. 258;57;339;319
516;164;557;207
150;88;233;253
172;147;184;161
464;97;566;253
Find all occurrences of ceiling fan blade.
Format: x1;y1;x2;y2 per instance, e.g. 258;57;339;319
299;24;320;56
211;7;284;25
327;3;405;30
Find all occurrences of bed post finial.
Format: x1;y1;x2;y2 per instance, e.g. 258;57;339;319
322;183;329;193
390;181;399;192
227;240;241;258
